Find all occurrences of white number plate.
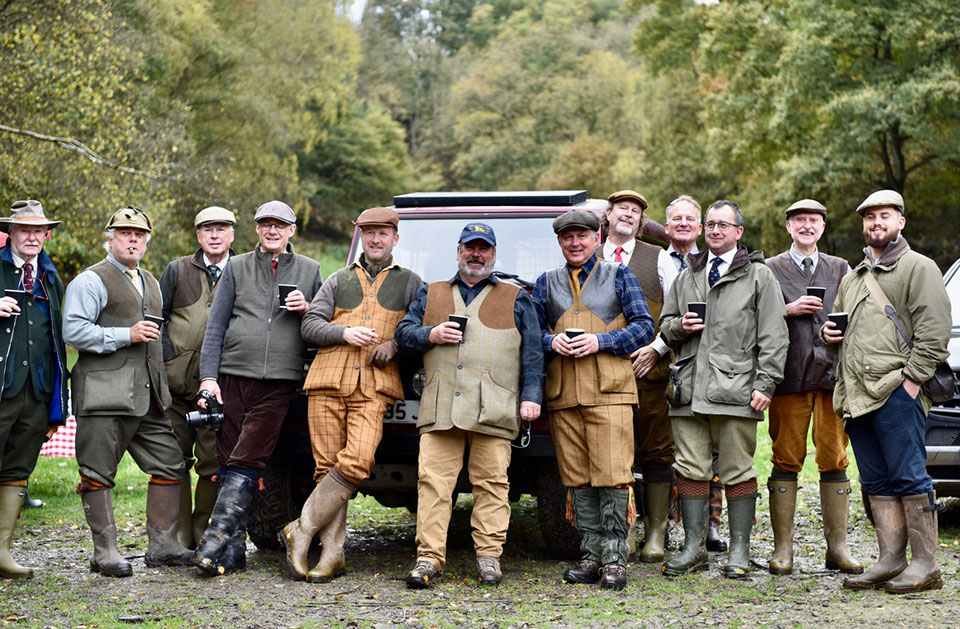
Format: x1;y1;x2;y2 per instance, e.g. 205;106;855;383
383;400;420;424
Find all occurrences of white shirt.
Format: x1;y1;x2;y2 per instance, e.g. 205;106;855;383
202;254;229;274
706;248;738;282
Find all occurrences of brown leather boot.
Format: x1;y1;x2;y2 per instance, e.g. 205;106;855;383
843;496;906;590
821;481;863;574
82;489;133;578
639;482;671;563
767;480;796;576
145;482;195;567
306;503;347;583
885;492;942;594
280;469;355;580
0;485;33;579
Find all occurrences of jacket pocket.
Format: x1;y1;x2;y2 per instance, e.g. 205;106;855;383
862;353;906;401
704;353;754;406
598;355;635;394
164;350;197;398
82;366;136;413
416;370;440;428
545;357;563;401
478;371;519;431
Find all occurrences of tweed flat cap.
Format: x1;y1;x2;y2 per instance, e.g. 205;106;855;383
784;199;827;218
355;206;399;229
195;206;237;227
856;190;904;216
607;190;648;211
553;209;600;234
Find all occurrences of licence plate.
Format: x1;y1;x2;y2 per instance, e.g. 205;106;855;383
383;400;420;424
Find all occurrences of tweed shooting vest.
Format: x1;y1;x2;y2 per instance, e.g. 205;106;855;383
417;281;522;440
542;261;638;410
73;260;170;416
303;265;412;400
165;254;217;397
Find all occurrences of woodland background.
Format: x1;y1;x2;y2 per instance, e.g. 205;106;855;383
1;0;958;280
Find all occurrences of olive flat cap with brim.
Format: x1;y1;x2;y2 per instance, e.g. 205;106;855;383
607;189;648;211
105;206;152;232
0;200;60;233
856;189;905;216
254;200;297;224
553;209;600;234
354;206;399;229
784;199;827;218
195;206;237;227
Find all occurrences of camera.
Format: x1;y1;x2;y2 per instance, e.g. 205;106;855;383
185;389;224;432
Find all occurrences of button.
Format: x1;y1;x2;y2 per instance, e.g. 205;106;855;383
354;365;360;370
365;316;371;320
22;360;28;366
455;391;461;396
28;340;33;346
864;365;871;372
457;365;463;370
145;383;150;388
369;293;374;298
814;339;821;346
574;309;579;314
28;320;33;325
27;301;33;307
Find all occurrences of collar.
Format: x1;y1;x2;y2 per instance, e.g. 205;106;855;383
10;249;36;269
106;251;139;272
788;245;819;269
566;253;598;277
2;243;57;275
447;272;499;288
707;247;737;268
603;237;636;259
666;244;698;257
256;242;294;261
858;236;910;271
202;253;229;270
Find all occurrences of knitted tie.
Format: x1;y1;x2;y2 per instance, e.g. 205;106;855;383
614;246;624;263
802;257;813;281
708;257;723;288
671;251;687;271
127;269;143;297
22;262;34;292
570;268;583;297
207;264;221;283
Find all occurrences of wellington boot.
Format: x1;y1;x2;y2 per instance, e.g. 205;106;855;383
0;485;33;579
176;474;194;549
723;493;756;579
821;481;863;574
639;482;671;563
885;493;942;594
843;496;906;590
82;489;132;578
707;485;727;552
767;480;796;576
280;471;355;580
195;472;257;576
191;476;218;549
662;496;708;577
306;503;347;583
145;483;194;567
216;526;247;576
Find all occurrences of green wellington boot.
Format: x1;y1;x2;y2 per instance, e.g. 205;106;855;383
662;495;708;577
767;480;796;576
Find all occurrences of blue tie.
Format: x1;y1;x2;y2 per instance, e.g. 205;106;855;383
708;257;723;288
671;251;687;271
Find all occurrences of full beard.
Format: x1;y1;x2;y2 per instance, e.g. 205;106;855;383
458;258;495;280
864;227;900;250
613;220;636;238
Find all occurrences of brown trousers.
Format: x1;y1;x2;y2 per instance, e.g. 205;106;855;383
551;404;634;487
217;374;298;471
633;385;674;470
308;384;388;484
769;390;849;474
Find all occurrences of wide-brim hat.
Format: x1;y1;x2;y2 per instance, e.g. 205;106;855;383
856;189;905;216
354;206;399;229
0;200;60;233
784;199;827;218
607;190;648;211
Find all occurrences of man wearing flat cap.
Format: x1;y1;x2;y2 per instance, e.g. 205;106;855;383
764;199;860;577
64;206;194;577
395;222;543;588
0;200;67;578
601;190;679;564
281;206;423;583
158;206;237;553
532;208;654;590
822;190;950;594
192;200;321;576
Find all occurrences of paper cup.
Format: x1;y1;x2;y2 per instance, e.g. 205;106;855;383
828;312;848;335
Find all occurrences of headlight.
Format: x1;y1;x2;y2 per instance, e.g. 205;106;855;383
411;368;426;399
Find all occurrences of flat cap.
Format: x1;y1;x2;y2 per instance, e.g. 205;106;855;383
552;209;600;234
355;206;399;229
106;206;152;232
0;200;60;233
784;199;827;218
195;206;236;227
607;189;648;211
458;222;496;246
856;189;904;216
254;200;297;225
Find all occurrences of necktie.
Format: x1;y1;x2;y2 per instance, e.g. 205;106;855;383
271;259;278;279
614;246;624;263
207;264;221;283
22;262;34;291
571;268;582;297
127;269;143;297
802;257;813;281
672;251;687;271
708;257;723;288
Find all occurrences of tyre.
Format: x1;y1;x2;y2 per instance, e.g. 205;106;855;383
535;460;582;559
247;452;315;551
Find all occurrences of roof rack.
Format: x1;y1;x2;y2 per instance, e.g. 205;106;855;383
393;190;588;208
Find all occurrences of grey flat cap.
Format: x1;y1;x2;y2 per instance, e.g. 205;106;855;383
553;209;600;234
856;189;904;216
195;206;237;227
784;199;827;218
254;200;297;224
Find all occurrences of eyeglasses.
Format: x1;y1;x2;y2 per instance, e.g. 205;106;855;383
256;221;288;232
704;221;740;231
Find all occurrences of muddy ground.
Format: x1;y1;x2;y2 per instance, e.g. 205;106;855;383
3;485;959;627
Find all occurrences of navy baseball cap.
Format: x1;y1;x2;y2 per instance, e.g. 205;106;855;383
458;222;497;246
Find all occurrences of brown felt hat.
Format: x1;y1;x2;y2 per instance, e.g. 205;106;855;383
354;206;399;229
0;200;60;233
607;190;648;211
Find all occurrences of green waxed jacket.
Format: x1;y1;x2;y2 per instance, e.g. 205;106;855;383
822;237;951;419
660;244;789;420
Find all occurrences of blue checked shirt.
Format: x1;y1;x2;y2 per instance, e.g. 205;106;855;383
532;253;654;356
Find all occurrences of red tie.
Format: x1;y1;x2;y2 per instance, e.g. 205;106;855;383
614;247;624;263
271;259;278;278
22;262;34;291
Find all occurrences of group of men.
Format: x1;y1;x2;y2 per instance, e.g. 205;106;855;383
0;186;950;596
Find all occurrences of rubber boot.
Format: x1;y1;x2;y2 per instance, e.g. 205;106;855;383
767;480;796;575
194;472;258;576
842;496;907;590
176;473;194;549
306;503;347;583
280;469;355;580
722;493;756;579
563;487;603;584
885;492;942;594
191;476;218;550
144;482;195;567
82;489;133;577
707;483;727;552
216;526;248;575
821;481;863;574
662;496;709;576
0;485;33;579
639;482;670;563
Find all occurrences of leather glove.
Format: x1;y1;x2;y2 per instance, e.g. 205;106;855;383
367;340;398;368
